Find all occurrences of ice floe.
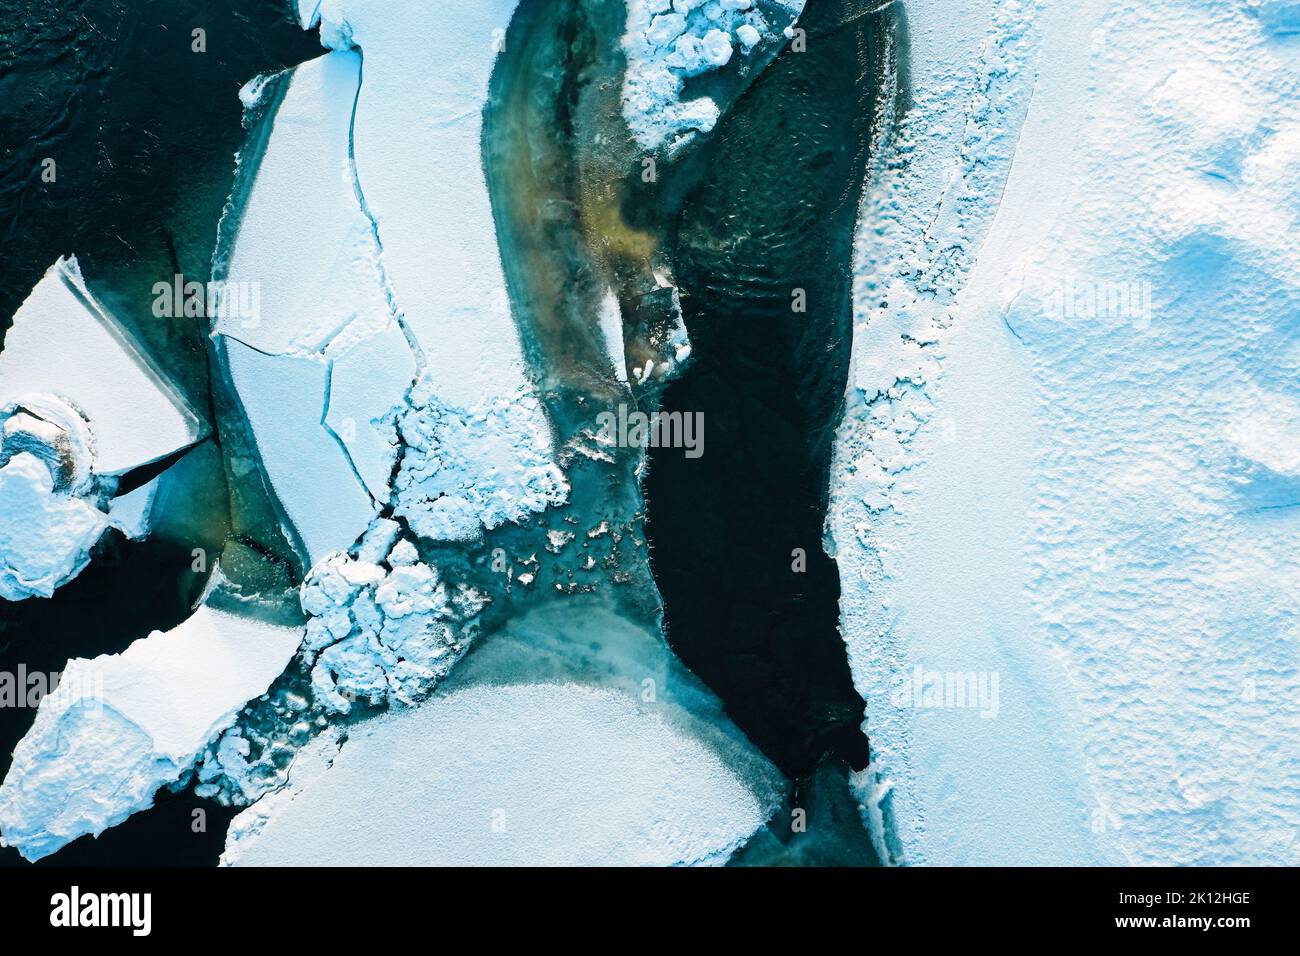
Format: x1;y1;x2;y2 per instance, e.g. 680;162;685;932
0;605;301;861
221;682;772;866
0;258;205;599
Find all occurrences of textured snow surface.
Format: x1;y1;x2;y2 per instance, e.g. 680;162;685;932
0;606;301;861
833;0;1300;865
222;682;770;866
622;0;805;150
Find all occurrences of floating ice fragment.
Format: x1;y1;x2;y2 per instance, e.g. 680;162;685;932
0;605;301;861
622;0;804;149
0;453;108;601
0;257;204;476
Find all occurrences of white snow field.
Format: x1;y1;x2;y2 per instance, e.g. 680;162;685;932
222;681;773;867
0;257;205;599
833;0;1300;865
0;606;301;861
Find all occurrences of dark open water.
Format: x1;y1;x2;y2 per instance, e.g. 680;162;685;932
645;0;900;858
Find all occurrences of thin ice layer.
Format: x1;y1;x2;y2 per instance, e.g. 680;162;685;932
0;605;302;862
222;683;771;866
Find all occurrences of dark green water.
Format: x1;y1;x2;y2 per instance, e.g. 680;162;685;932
645;0;898;788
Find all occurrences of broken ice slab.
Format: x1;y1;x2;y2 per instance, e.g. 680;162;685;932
223;339;379;568
214;51;416;568
215;51;396;358
0;604;302;862
0;257;207;599
0;257;205;477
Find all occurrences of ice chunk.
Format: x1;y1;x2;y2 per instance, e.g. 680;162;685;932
0;453;108;600
222;683;770;866
107;475;160;541
0;257;204;476
0;605;302;862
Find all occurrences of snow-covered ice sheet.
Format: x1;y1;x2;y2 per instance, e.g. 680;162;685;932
0;605;302;861
833;0;1300;865
222;682;772;866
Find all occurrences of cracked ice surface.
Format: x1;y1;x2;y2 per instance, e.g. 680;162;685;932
311;0;548;413
221;683;772;866
622;0;806;151
216;51;412;568
833;0;1300;865
224;7;569;565
0;606;301;861
0;257;204;599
